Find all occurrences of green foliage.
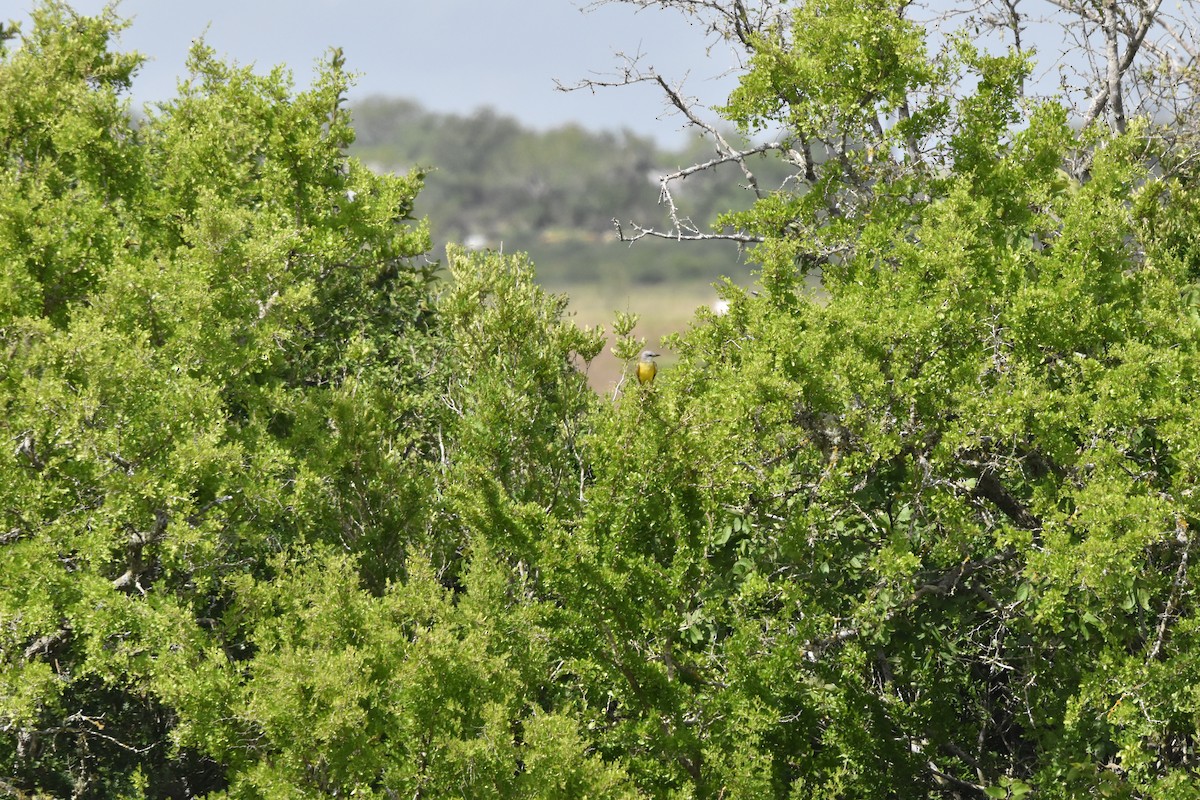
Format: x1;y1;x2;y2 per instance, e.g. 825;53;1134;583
0;9;627;797
724;0;935;141
0;3;435;794
7;2;1200;798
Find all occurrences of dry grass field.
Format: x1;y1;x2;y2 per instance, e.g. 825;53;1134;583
551;278;731;394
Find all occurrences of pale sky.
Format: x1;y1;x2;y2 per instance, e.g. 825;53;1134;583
10;0;1149;147
12;0;745;147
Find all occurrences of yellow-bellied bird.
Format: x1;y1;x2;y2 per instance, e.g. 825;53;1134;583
637;350;660;385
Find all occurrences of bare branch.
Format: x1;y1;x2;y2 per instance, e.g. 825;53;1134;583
557;19;781;244
971;469;1044;535
47;713;159;754
1148;516;1192;660
1003;0;1025;56
1158;16;1199;60
612;216;764;244
1042;0;1103;25
581;0;784;48
23;627;69;661
112;508;169;592
1104;0;1128;132
1080;0;1165;129
14;432;44;471
658;140;786;184
646;71;769;201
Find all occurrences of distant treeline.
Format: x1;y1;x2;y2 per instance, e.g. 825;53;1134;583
349;96;787;286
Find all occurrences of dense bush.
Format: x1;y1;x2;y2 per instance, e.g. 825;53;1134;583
5;3;1200;798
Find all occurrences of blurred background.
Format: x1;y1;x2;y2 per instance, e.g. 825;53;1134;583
13;0;780;388
349;96;790;388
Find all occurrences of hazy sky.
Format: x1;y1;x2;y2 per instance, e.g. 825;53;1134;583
13;0;744;147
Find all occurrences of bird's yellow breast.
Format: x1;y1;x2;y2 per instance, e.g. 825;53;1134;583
637;360;657;385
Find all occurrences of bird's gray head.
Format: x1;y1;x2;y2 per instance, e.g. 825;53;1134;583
639;350;659;361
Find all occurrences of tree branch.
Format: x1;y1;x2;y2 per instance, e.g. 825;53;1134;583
612;217;764;244
970;469;1044;535
112;508;169;592
1148;516;1192;660
14;432;44;471
1080;0;1164;129
23;626;69;661
1103;0;1127;133
803;548;1021;660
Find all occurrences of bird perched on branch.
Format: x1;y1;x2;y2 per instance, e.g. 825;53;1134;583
637;350;659;385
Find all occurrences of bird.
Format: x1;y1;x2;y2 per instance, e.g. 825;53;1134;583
637;350;660;385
